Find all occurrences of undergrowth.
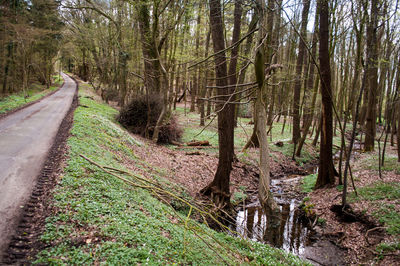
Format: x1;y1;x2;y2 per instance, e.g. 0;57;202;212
362;154;400;174
349;182;400;235
35;86;308;265
301;174;317;193
176;106;316;164
0;75;63;114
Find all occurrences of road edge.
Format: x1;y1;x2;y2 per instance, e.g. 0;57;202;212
1;74;78;264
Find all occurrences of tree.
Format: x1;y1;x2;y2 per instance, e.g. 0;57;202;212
364;0;379;151
314;0;336;189
201;0;242;208
292;0;311;149
254;0;278;211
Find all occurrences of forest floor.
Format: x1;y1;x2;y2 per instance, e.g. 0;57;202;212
307;143;400;265
125;104;400;265
3;76;398;265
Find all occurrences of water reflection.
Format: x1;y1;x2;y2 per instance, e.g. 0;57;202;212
236;178;308;255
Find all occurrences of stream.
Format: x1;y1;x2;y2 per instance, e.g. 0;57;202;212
235;175;346;265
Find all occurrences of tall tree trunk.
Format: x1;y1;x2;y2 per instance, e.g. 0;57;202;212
243;0;275;151
364;0;379;151
137;2;161;94
315;0;336;189
234;12;257;127
200;29;211;126
292;0;311;147
201;0;236;209
266;0;283;126
296;7;319;156
255;0;278;211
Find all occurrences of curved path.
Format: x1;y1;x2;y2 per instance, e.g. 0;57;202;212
0;73;76;256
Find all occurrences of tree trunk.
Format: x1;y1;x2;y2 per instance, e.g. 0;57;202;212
201;0;236;209
234;12;258;127
315;0;336;189
364;0;379;151
200;29;211;126
296;7;319;156
292;0;311;146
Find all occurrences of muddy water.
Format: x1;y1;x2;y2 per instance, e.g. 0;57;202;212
236;176;346;265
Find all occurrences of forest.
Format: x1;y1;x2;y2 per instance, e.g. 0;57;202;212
1;0;400;265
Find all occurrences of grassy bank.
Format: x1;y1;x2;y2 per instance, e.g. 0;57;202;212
34;84;308;265
0;75;64;114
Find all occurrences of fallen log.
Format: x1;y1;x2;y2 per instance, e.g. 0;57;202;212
187;140;210;146
177;146;217;149
185;151;202;155
170;140;183;146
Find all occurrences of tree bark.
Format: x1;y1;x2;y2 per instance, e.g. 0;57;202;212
296;7;319;156
364;0;379;151
201;0;236;208
315;0;336;189
292;0;311;147
254;0;278;211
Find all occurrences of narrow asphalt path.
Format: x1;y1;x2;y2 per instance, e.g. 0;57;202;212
0;73;76;256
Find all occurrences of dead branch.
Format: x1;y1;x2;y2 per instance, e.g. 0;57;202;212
187;140;210;146
365;226;387;245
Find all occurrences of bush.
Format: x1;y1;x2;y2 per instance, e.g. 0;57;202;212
117;95;182;144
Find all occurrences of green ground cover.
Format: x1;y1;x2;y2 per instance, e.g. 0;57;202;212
35;86;308;265
175;106;317;163
0;75;64;114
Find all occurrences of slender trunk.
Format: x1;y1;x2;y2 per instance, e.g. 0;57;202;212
292;0;311;145
255;0;278;211
200;29;211;126
234;13;257;127
296;8;319;156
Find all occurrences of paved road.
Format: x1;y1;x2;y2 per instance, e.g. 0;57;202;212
0;73;76;256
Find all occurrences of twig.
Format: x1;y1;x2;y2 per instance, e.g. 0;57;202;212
80;154;236;235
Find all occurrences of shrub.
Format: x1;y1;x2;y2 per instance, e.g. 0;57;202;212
117;95;182;144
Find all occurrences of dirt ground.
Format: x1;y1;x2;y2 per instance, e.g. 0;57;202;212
307;144;400;265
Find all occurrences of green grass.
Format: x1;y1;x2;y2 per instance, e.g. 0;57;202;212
35;87;308;265
0;75;64;114
349;182;400;235
301;174;317;193
361;154;400;174
376;242;400;255
176;107;316;164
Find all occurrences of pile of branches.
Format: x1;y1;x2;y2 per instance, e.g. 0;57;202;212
117;95;182;144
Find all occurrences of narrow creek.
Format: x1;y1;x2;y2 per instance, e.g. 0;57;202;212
235;174;346;265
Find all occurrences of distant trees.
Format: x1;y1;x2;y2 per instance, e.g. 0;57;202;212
0;0;63;95
40;0;400;197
